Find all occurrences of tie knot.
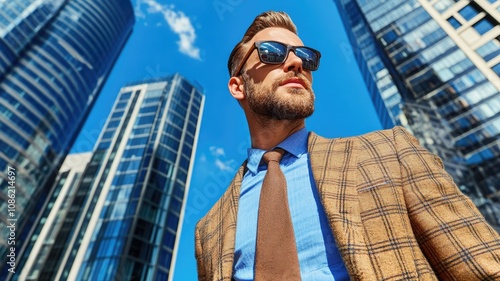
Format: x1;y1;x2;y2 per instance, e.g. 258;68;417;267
262;148;285;164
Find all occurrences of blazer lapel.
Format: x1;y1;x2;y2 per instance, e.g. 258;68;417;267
307;132;375;280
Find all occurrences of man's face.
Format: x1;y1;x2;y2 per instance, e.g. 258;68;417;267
240;27;315;120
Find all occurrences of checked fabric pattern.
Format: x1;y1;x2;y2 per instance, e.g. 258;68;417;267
195;126;500;281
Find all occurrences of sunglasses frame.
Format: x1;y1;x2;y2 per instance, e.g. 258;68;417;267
233;40;321;76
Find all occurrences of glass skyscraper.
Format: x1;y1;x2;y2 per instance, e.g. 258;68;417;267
0;0;134;276
16;152;92;280
334;0;500;228
16;74;204;281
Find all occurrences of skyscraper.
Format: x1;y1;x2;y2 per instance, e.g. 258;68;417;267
17;74;204;281
334;0;500;228
0;0;134;276
16;152;92;280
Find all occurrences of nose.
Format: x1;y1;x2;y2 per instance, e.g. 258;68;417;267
282;50;303;73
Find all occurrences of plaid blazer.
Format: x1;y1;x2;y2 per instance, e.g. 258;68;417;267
195;126;500;280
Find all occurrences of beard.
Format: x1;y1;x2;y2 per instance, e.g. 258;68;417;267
242;72;315;120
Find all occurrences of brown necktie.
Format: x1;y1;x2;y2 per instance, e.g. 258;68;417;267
255;149;301;281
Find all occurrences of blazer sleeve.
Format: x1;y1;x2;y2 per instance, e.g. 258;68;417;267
195;222;207;281
394;126;500;279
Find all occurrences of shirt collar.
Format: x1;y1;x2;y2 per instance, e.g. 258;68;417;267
246;128;309;175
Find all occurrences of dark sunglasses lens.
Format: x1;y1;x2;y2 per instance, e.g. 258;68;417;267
296;48;320;71
258;42;287;63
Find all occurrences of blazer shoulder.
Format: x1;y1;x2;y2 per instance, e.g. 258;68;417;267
308;127;416;160
309;126;409;146
357;126;411;142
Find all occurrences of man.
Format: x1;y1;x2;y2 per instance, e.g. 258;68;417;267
195;11;500;281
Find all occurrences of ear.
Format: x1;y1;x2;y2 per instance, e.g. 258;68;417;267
228;76;245;101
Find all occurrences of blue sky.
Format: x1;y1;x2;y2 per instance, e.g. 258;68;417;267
71;0;382;280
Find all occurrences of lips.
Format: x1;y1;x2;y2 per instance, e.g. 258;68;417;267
280;77;306;88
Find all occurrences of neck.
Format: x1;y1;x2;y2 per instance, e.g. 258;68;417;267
248;115;305;150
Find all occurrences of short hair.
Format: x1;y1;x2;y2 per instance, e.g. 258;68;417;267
227;11;297;77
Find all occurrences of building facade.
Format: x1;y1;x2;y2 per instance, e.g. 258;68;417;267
0;0;134;276
16;75;204;281
334;0;500;228
16;152;92;280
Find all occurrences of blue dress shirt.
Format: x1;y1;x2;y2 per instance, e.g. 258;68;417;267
233;128;350;281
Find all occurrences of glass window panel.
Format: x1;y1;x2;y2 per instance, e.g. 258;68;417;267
111;111;124;119
447;17;461;29
97;141;110;150
119;91;132;101
163;231;176;250
459;5;479;21
143;96;161;104
492;63;500;75
135;114;155;126
112;173;137;186
115;101;127;110
127;136;149;146
0;121;29;147
139;105;157;114
107;120;121;129
170;197;182;213
181;80;193;93
123;147;144;158
159;249;172;268
434;0;455;13
101;130;114;140
473;18;495;35
166;213;179;230
157;271;168;280
477;40;500;61
0;139;17;158
117;159;142;171
182;143;192;158
145;89;163;98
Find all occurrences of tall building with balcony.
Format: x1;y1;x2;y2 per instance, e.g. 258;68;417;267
0;0;134;276
334;0;500;228
16;75;204;281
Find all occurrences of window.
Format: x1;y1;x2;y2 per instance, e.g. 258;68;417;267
135;114;155;125
0;139;17;158
145;89;163;98
434;0;455;13
492;63;500;76
127;136;148;146
459;5;479;21
447;16;461;29
119;91;132;101
114;101;127;110
101;130;115;140
476;40;500;61
122;147;144;158
166;213;179;230
380;30;398;46
473;18;495;35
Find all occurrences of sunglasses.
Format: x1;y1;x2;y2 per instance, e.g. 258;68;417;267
233;41;321;76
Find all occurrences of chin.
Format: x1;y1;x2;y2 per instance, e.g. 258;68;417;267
281;87;308;95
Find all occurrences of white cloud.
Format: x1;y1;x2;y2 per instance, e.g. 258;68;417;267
209;146;225;157
215;159;234;172
137;0;201;60
206;146;235;172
